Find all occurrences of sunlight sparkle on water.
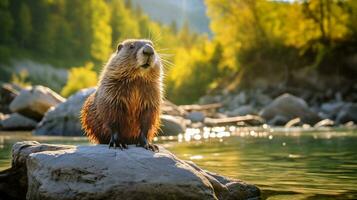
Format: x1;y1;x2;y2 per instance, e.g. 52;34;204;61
189;155;203;160
173;124;280;143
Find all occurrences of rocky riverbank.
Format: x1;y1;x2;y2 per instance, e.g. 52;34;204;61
0;83;356;135
0;141;260;200
199;85;357;128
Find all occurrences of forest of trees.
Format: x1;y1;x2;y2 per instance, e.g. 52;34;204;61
204;0;357;88
0;0;356;104
0;0;192;66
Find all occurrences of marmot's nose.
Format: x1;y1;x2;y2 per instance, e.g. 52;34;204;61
143;44;154;56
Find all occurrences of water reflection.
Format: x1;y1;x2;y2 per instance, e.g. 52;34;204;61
1;128;357;200
163;127;357;200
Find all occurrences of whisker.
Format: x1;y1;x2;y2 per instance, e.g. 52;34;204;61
160;59;175;68
158;54;174;58
152;31;161;44
156;49;173;53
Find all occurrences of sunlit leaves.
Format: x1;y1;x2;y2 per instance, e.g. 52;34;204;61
90;0;112;62
61;63;98;97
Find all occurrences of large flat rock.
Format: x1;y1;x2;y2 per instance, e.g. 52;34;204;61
3;141;260;200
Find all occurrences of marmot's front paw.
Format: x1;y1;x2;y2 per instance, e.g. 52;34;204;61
109;142;128;150
137;133;159;152
109;132;128;150
137;142;159;152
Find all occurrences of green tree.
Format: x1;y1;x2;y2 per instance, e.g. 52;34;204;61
17;3;32;48
0;0;14;44
90;0;112;62
65;0;92;60
110;0;139;46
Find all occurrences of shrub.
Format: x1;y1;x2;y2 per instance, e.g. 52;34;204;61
61;62;97;97
11;69;31;87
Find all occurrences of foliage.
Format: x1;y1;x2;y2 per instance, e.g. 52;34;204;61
1;0;356;104
61;63;98;97
11;69;31;87
206;0;356;79
166;42;228;104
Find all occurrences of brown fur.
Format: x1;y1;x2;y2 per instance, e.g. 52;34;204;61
80;39;162;144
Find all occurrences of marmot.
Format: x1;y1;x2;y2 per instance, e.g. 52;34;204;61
81;39;163;151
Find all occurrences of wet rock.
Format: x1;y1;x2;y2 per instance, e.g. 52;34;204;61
260;93;321;125
228;92;247;109
0;113;37;130
0;141;80;200
34;88;95;136
2;141;261;200
227;105;256;117
336;103;357;124
320;101;345;119
10;85;65;121
159;115;186;136
254;93;272;107
268;115;289;126
0;83;19;114
186;111;205;122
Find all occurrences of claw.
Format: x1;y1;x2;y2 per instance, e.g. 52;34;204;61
137;131;158;152
145;143;159;152
108;132;127;150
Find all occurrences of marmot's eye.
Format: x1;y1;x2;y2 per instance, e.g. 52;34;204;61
129;43;135;49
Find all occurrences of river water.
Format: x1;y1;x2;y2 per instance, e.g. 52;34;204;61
1;127;356;200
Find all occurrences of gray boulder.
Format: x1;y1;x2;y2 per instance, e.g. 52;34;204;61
227;92;247;109
10;85;65;121
0;83;19;114
267;115;289;126
336;103;357;124
227;105;256;117
159;115;186;136
34;88;95;136
0;113;37;130
2;141;260;200
260;93;321;125
320;101;345;119
186;111;205;122
254;93;272;107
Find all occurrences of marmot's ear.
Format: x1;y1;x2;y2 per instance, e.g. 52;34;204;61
117;43;123;53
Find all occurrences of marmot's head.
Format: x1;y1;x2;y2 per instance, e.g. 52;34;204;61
102;39;162;81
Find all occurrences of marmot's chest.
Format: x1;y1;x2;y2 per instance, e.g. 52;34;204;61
125;87;144;109
118;83;158;110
